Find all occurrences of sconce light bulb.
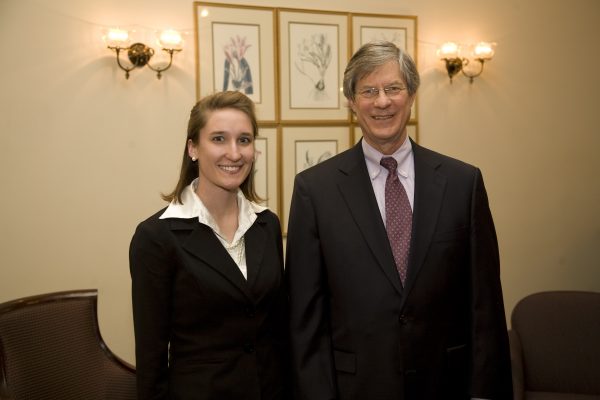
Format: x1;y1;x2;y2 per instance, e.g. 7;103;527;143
158;29;183;50
437;41;459;59
473;42;495;60
200;9;209;18
105;28;130;48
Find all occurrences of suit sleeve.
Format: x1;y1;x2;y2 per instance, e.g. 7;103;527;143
286;173;337;400
468;169;513;399
129;221;173;400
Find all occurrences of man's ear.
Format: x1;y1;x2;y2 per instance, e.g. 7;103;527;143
348;98;358;115
408;93;416;108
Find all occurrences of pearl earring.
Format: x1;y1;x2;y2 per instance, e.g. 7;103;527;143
191;157;197;162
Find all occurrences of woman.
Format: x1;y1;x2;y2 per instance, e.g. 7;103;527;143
129;91;288;400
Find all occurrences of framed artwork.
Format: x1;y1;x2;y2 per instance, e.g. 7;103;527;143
278;9;350;122
351;13;418;123
281;126;351;233
294;140;337;172
195;3;277;122
193;4;419;234
254;127;279;215
353;123;418;144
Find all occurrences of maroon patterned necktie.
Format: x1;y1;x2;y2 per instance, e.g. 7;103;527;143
380;157;412;285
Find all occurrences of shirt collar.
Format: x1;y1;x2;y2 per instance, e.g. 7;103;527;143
159;178;267;243
362;134;413;180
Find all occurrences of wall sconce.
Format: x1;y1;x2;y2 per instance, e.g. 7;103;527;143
437;41;496;84
104;28;183;79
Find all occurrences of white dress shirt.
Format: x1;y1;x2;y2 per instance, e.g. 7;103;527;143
159;178;267;279
362;135;415;226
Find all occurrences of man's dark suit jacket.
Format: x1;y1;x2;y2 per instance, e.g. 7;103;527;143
286;139;513;400
130;208;288;400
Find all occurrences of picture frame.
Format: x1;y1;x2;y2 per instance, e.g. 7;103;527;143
278;9;350;122
192;4;419;235
254;127;279;215
281;126;351;233
351;13;418;123
194;3;277;122
352;123;418;144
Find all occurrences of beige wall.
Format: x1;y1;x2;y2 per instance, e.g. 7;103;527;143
1;0;599;364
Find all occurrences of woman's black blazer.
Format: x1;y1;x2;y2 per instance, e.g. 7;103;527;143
130;208;288;400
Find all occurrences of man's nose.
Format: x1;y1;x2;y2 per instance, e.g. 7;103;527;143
373;90;392;107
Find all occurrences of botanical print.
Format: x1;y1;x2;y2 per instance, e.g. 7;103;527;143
289;23;339;109
295;34;331;96
223;36;253;94
212;23;261;102
360;27;407;51
295;140;337;174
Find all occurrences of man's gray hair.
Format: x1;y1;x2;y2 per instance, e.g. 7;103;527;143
343;41;420;99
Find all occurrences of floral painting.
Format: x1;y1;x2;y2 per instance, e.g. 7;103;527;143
223;35;253;93
360;26;407;51
295;140;337;174
212;23;261;102
289;23;339;109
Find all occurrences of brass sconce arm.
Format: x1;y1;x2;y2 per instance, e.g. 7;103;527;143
145;48;183;79
442;57;487;84
460;58;488;83
108;46;137;79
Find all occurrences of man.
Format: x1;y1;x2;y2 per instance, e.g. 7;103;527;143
286;41;512;400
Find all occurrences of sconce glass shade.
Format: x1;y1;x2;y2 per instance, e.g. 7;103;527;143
158;29;183;50
437;42;460;59
472;42;496;60
104;28;130;48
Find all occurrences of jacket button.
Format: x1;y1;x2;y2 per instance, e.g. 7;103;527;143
243;343;255;353
398;314;407;325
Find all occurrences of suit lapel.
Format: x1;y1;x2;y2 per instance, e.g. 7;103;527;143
244;216;266;291
337;143;404;295
172;219;255;302
402;140;446;301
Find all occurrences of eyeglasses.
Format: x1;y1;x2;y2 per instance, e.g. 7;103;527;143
356;85;406;99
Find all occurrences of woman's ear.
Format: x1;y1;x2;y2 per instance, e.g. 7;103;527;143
187;139;197;161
